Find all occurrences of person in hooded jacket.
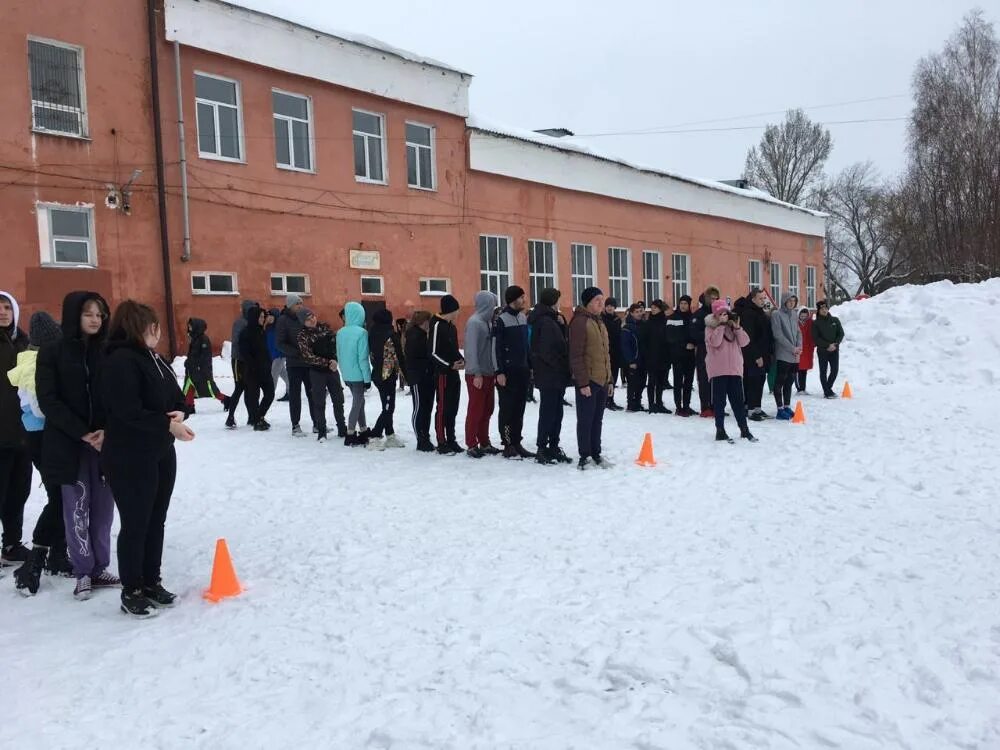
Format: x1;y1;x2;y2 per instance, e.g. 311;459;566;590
100;300;194;617
404;311;435;452
771;292;803;420
35;291;119;599
236;304;275;431
797;307;816;393
704;299;757;443
692;285;721;417
429;295;464;455
266;307;289;401
275;294;312;437
0;290;32;568
369;308;407;449
667;295;698;416
529;288;573;465
733;288;773;421
601;298;624;411
297;309;347;442
620;302;646;411
182;318;229;414
642;300;672;414
813;300;845;398
463;290;499;458
494;286;534;459
336;302;373;447
226;299;256;429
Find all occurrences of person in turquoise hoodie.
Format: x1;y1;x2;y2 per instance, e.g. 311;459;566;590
335;302;372;446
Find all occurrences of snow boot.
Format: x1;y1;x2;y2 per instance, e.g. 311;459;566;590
14;546;47;596
120;589;158;618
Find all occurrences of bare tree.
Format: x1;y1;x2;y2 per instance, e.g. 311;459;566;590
743;109;833;206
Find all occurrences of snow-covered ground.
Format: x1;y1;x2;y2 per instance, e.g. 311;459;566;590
3;281;999;749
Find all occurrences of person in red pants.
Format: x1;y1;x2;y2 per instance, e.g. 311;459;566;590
463;291;499;458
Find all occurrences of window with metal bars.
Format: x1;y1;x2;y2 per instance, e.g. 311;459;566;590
570;243;595;307
608;247;631;307
28;39;86;137
479;235;511;297
528;240;556;305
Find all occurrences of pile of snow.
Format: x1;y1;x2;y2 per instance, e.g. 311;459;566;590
2;282;998;748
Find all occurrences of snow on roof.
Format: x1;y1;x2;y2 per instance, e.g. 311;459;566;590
220;0;471;76
467;113;827;220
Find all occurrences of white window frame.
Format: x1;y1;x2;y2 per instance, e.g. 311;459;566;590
479;234;512;298
195;71;245;163
36;202;97;267
748;259;762;291
528;239;557;305
272;88;314;173
353;108;388;185
788;264;800;301
671;253;691;305
360;275;384;296
642;250;662;305
405;120;436;191
28;37;88;138
419;277;451;297
191;271;239;296
608;247;631;308
270;273;311;296
770;262;782;303
570;243;596;307
806;266;817;308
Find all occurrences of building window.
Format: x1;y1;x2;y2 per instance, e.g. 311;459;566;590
419;277;450;296
806;266;817;308
405;122;435;190
353;109;386;183
642;251;662;305
361;275;384;296
479;235;511;297
608;247;631;307
37;204;95;266
770;262;782;303
671;253;691;305
195;72;243;161
528;240;556;305
272;90;312;172
788;264;800;301
570;243;595;306
28;38;87;137
191;272;237;295
270;273;310;295
748;259;762;291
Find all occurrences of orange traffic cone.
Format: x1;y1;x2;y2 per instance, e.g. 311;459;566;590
791;401;806;424
203;538;243;602
842;382;853;399
635;432;656;467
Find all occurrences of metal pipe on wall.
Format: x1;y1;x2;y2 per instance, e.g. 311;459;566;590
174;40;192;263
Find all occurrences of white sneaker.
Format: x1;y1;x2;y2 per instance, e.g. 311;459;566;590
384;434;406;449
366;438;386;451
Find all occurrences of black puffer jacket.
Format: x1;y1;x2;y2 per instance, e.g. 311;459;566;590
238;305;271;382
36;291;109;485
529;304;570;389
732;296;773;366
404;326;432;385
0;291;27;449
184;318;213;381
641;310;670;371
666;307;696;361
274;307;306;368
601;311;623;367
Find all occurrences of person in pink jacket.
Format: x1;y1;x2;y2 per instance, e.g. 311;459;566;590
705;299;758;443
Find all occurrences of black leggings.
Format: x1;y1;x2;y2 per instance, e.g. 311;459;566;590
774;361;797;408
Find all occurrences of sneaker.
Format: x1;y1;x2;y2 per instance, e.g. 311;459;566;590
535;448;556;465
337;426;348;438
45;544;73;577
13;547;47;596
550;447;573;464
253;420;270;432
291;425;307;438
317;430;328;443
515;444;536;459
715;428;734;443
683;407;697;417
437;441;462;456
775;407;793;421
384;435;406;449
606;401;623;412
225;416;237;430
1;543;31;566
593;455;614;469
73;575;92;600
675;408;691;418
92;571;121;588
824;392;839;399
142;582;177;608
748;410;765;422
120;589;158;618
480;443;502;456
740;428;759;443
578;457;591;471
466;447;485;459
502;445;522;460
699;408;715;419
416;438;437;453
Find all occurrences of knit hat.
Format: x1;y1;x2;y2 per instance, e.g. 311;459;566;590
540;287;561;307
440;294;460;314
604;297;618;309
29;311;62;348
286;293;303;307
679;295;693;305
711;299;730;316
504;285;526;305
581;286;604;306
650;299;666;312
816;300;829;311
296;308;314;325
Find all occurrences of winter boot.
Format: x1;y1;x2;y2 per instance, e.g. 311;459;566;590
120;589;158;618
14;546;47;596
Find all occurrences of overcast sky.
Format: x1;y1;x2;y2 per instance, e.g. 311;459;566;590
235;0;998;184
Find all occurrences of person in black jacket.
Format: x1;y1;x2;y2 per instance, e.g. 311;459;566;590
297;309;347;442
666;295;697;416
429;295;464;455
494;286;533;459
642;300;672;414
369;309;407;448
733;288;773;421
274;294;311;437
0;290;31;566
404;311;435;452
692;285;721;416
601;298;624;410
35;291;118;600
236;304;274;431
529;288;573;465
182;318;229;414
100;300;194;617
620;303;646;411
225;299;256;429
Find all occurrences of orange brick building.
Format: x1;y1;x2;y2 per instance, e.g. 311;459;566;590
1;0;825;355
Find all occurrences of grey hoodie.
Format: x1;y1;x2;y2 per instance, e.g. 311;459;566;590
771;292;803;363
231;300;256;361
463;291;498;376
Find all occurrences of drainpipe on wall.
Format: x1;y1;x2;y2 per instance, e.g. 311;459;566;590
173;41;192;263
147;0;178;357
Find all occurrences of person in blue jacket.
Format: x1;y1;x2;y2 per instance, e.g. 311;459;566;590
336;302;373;447
620;302;646;411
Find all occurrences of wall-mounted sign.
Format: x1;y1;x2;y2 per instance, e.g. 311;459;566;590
350;249;381;270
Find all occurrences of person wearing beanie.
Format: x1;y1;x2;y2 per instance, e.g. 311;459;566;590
704;299;757;443
368;308;407;449
182;318;230;415
812;300;845;398
463;291;500;458
666;295;698;416
404;310;436;452
692;285;722;417
569;287;613;470
297;309;347;442
0;291;32;569
235;304;275;431
771;292;803;419
733;288;773;421
601;298;624;410
336;302;373;447
621;302;647;411
529;288;572;465
274;294;311;437
642;299;672;414
494;286;533;459
429;295;464;455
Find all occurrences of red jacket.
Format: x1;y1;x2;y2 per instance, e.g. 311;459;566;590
798;314;816;370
